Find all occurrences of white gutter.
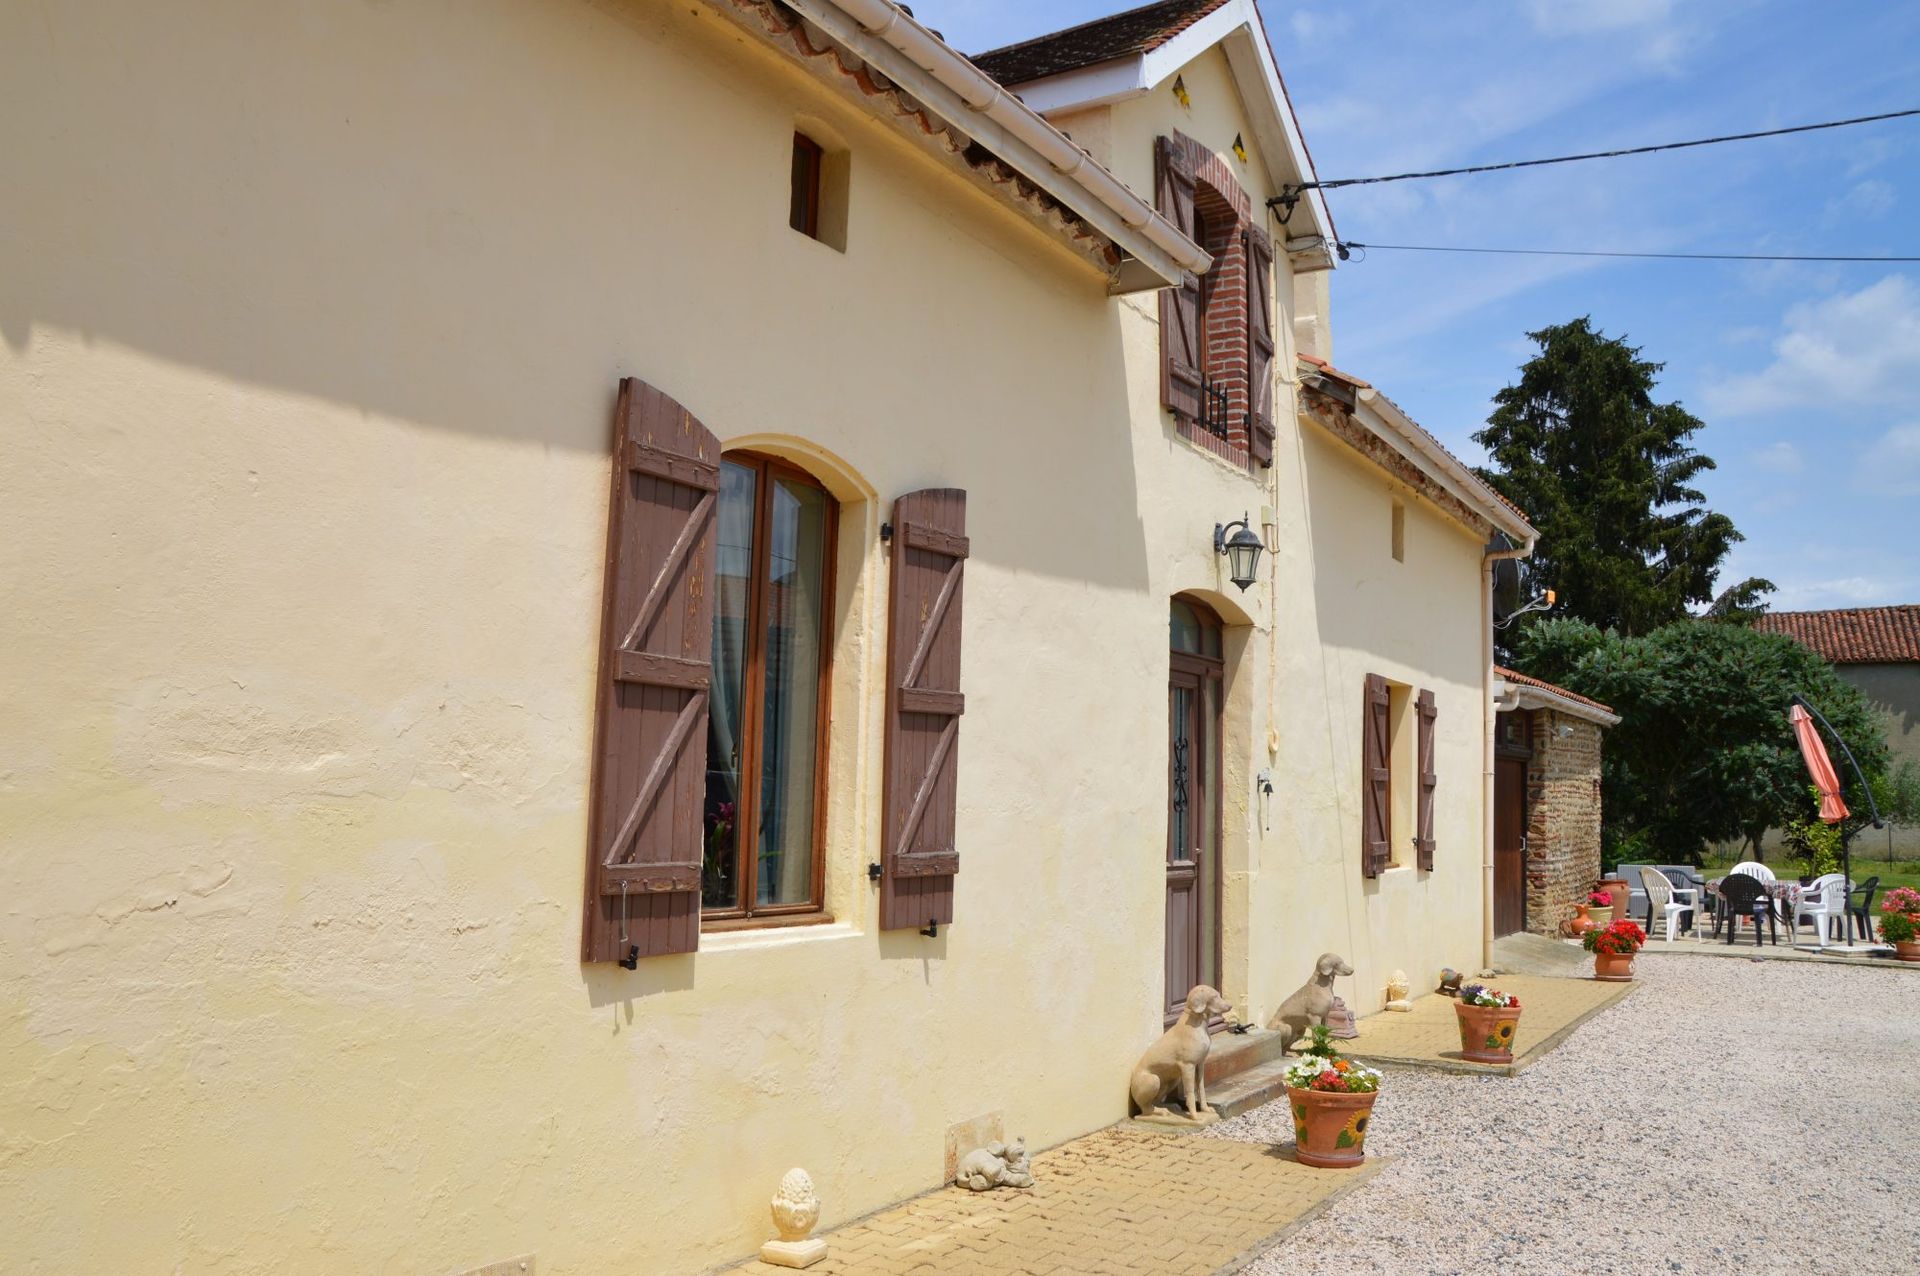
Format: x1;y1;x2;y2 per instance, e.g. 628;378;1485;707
792;0;1212;289
1482;535;1535;972
1496;679;1622;728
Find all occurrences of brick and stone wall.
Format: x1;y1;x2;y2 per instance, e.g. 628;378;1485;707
1523;709;1605;936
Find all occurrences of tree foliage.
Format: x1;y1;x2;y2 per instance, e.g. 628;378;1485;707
1475;318;1772;644
1515;618;1890;861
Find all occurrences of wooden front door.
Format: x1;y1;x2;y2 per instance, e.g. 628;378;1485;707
1166;599;1223;1025
1494;755;1527;936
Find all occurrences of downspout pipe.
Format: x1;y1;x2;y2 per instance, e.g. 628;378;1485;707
1483;533;1534;971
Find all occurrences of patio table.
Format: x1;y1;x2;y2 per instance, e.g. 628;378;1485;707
1706;877;1805;939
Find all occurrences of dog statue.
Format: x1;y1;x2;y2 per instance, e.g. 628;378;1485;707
1129;984;1232;1120
954;1138;1034;1191
1437;968;1464;998
1268;952;1354;1052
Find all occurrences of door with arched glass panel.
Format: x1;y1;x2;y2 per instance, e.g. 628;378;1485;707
1166;598;1223;1026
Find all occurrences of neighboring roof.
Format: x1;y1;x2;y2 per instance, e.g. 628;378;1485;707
970;0;1231;86
1298;354;1536;542
1495;666;1621;727
966;0;1335;265
1754;606;1920;664
709;0;1209;292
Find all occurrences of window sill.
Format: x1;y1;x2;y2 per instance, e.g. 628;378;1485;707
1171;417;1255;475
699;919;858;953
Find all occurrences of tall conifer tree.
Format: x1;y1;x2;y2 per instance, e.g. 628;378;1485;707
1475;318;1771;639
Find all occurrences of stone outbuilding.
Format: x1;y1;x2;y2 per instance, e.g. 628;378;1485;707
1492;668;1621;937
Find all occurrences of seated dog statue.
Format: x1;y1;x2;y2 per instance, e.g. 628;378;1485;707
954;1138;1033;1191
1267;952;1354;1052
1129;984;1232;1120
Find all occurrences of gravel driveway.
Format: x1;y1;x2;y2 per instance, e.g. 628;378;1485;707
1213;954;1920;1275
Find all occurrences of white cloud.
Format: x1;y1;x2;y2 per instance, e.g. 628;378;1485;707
1770;576;1911;610
1752;441;1803;475
1824;179;1895;222
1523;0;1673;34
1288;9;1352;45
1700;276;1920;418
1858;423;1920;496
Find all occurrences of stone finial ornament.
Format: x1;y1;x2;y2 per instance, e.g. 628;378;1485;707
760;1168;826;1269
1385;970;1412;1012
954;1138;1034;1191
1268;952;1353;1052
1130;984;1232;1123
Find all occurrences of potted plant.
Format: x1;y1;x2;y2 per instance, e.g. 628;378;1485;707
1882;887;1920;962
1284;1026;1381;1169
1583;919;1647;981
1453;985;1522;1064
1588;888;1616;926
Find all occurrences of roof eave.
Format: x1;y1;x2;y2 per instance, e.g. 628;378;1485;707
1495;678;1622;728
988;0;1336;268
1349;387;1535;543
777;0;1211;292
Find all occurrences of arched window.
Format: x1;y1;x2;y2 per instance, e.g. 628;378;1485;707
704;452;837;923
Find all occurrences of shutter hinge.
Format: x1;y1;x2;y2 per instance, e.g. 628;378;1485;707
867;861;883;883
880;521;894;544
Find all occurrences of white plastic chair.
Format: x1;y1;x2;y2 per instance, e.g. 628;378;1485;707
1638;866;1700;944
1791;873;1850;946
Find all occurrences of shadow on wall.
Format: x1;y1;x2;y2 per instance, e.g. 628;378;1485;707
0;0;1154;591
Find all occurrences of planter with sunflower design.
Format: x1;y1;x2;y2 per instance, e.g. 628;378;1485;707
1453;985;1521;1065
1280;1029;1381;1169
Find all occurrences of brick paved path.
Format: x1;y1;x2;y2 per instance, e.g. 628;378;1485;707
724;1125;1379;1276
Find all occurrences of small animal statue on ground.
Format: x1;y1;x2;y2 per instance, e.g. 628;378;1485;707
953;1138;1034;1191
1129;984;1233;1120
1268;952;1354;1052
1436;968;1464;998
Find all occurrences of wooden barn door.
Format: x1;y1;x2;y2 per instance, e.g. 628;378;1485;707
1494;755;1528;936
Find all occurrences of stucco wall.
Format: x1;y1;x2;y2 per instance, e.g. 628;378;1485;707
0;4;1493;1272
1519;711;1605;936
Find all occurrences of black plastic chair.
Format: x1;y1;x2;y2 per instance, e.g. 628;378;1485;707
1719;873;1777;946
1850;876;1881;942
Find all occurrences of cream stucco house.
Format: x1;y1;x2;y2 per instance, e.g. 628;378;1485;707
0;0;1534;1271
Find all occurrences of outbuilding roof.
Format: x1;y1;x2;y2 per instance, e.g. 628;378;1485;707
1495;666;1616;717
970;0;1232;85
1754;605;1920;664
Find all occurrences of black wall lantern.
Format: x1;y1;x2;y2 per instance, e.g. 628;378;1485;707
1214;513;1266;591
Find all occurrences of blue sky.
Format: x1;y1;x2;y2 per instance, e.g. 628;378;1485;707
932;0;1920;611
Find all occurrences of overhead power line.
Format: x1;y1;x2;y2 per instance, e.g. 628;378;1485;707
1268;107;1920;218
1331;242;1920;264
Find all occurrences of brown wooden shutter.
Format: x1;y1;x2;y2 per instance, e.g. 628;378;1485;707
1245;225;1277;468
880;489;967;932
1415;689;1437;871
1154;135;1203;426
1361;673;1391;878
581;377;718;963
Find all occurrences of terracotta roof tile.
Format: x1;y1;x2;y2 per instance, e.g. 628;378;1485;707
970;0;1231;86
1753;605;1920;664
1495;666;1615;715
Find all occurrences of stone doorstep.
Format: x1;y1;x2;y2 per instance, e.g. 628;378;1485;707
1203;1027;1289;1085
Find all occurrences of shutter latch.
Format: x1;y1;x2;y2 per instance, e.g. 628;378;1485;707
920;919;939;938
867;861;883;883
880;521;894;544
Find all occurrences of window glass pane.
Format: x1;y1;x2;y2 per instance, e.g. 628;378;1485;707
1199;677;1220;989
1169;685;1192;864
704;459;756;911
755;476;829;906
1170;600;1201;654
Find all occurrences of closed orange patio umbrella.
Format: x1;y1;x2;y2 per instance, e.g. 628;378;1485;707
1790;702;1849;824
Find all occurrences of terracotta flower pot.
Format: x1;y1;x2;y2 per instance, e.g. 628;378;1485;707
1454;1001;1521;1064
1569;904;1596;936
1287;1086;1377;1169
1592;951;1636;982
1895;940;1920;963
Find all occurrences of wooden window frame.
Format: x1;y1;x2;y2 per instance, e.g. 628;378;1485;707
789;132;824;240
702;450;838;930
